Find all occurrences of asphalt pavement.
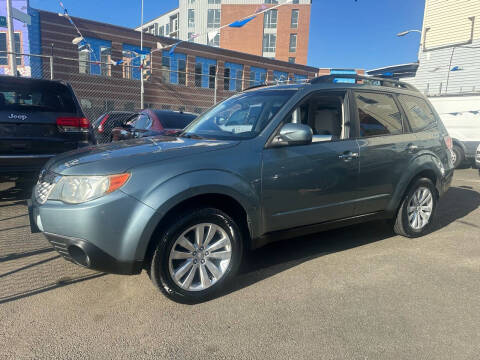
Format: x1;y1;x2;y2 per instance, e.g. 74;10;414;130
0;169;479;359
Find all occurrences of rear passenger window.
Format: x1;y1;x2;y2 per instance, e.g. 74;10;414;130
398;95;436;132
354;92;403;137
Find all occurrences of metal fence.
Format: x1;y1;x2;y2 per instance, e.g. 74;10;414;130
1;51;307;122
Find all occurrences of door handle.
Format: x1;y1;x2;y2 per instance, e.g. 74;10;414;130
339;152;359;161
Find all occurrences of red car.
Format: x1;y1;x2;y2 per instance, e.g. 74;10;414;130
111;109;197;141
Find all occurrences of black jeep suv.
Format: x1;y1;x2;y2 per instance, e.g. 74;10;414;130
0;76;89;177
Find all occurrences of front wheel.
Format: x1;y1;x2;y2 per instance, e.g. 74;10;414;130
150;208;243;303
393;178;438;237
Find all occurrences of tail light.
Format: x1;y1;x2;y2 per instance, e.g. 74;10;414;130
97;114;110;133
444;135;453;150
56;117;89;132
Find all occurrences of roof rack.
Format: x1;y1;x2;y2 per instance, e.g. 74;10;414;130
310;74;417;91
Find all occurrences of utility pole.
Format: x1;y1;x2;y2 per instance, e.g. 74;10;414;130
6;0;17;76
140;0;144;109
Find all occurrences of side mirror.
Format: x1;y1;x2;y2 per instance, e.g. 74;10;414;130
271;123;313;147
312;134;333;143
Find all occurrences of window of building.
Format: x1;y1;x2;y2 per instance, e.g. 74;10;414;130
289;34;297;52
355;92;403;137
249;66;267;87
292;0;299;3
291;9;299;28
100;46;111;76
224;62;244;91
265;0;278;4
195;57;217;88
207;9;221;28
264;9;277;29
189;0;195;4
122;44;151;80
398;95;437;132
262;33;276;54
208;0;221;3
288;57;295;63
273;70;288;83
208;32;220;47
236;70;243;91
188;32;195;42
159;25;164;36
178;59;186;85
78;49;90;74
188;9;195;28
166;23;171;35
0;33;6;65
209;65;216;89
161;55;170;83
294;74;307;83
0;33;22;66
224;68;230;91
195;63;202;87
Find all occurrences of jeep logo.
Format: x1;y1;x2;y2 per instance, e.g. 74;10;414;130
8;114;28;121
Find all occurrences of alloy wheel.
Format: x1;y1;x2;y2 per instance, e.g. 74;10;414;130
407;186;433;230
168;223;232;291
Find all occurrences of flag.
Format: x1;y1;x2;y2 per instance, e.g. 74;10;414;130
450;66;462;71
255;4;267;13
169;42;181;55
207;30;219;43
189;33;199;39
229;16;256;28
134;48;150;55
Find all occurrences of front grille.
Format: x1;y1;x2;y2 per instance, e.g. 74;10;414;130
34;170;60;204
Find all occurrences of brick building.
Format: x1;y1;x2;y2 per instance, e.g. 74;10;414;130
138;0;311;64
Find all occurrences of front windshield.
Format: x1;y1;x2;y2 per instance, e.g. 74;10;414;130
182;90;295;140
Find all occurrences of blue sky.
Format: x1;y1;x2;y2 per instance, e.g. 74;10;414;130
29;0;425;70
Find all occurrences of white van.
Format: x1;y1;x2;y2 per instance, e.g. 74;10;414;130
428;96;480;168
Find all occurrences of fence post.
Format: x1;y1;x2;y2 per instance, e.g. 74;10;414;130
49;56;54;80
214;69;217;105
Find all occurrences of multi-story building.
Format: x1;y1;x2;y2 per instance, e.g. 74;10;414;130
407;0;479;95
138;0;311;64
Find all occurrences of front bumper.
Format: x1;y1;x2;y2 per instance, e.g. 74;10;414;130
28;189;156;275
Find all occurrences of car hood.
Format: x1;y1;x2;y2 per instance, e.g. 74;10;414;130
45;135;239;175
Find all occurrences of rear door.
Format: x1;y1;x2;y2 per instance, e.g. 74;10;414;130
352;90;417;215
0;79;85;156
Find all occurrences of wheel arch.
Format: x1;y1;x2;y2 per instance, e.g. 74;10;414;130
133;170;260;267
388;155;442;215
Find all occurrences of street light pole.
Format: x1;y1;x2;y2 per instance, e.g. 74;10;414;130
140;0;144;109
6;0;17;76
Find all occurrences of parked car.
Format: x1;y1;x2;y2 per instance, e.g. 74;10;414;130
29;75;454;303
111;109;197;141
0;76;89;178
90;111;135;144
428;97;480;168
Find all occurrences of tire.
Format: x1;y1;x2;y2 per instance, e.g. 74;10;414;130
150;208;243;303
393;178;438;238
451;145;464;168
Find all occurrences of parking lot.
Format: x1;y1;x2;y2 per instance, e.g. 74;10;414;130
0;169;479;359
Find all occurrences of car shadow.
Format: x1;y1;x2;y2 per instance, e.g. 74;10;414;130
0;179;34;202
0;272;106;305
215;185;480;302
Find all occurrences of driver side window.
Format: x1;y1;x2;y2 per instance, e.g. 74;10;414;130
285;92;346;142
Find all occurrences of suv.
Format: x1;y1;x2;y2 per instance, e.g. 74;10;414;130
0;76;89;177
29;75;454;303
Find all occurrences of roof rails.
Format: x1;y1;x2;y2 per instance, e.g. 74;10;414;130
310;74;417;91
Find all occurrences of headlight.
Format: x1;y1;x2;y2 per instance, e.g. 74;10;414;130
55;173;130;204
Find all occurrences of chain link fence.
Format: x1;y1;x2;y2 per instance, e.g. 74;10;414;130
1;51;308;123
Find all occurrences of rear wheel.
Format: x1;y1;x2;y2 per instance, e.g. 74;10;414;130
451;145;464;168
150;208;243;303
394;178;437;237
